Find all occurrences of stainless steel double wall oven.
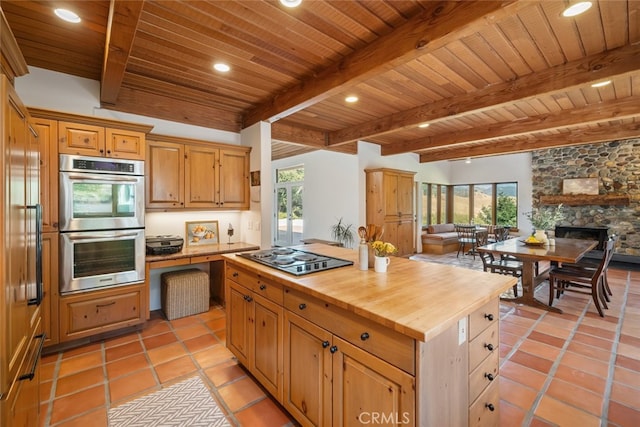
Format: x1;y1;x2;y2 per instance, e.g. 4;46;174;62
59;154;145;294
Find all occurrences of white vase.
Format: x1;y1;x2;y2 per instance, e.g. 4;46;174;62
374;256;390;273
534;229;548;244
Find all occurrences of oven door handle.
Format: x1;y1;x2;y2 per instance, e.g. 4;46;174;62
66;174;140;183
67;232;142;240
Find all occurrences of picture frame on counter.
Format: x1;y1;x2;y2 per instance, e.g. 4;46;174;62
185;220;220;246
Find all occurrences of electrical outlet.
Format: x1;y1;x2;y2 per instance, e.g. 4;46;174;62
458;317;467;345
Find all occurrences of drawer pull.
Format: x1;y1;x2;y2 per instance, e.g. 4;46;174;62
360;332;370;341
299;303;307;310
322;341;330;348
259;284;266;290
18;333;45;381
484;373;495;381
233;272;239;277
484;343;494;351
243;295;253;302
484;313;494;321
485;403;495;412
330;345;338;354
96;301;116;308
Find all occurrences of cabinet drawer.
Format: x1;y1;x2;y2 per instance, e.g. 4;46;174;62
227;264;257;287
469;350;499;404
284;288;415;374
469;380;499;427
469;299;498;340
226;264;283;304
469;322;498;372
60;284;145;341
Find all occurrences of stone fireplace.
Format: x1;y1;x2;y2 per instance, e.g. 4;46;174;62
531;137;639;263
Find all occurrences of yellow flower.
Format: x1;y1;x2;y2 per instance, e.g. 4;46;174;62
371;240;397;257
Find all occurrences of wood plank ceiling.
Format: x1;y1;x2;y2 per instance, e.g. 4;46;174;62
2;0;639;162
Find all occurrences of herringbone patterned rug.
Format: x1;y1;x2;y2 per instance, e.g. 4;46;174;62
108;376;230;427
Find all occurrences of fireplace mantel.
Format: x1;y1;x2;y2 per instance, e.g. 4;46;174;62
539;194;630;206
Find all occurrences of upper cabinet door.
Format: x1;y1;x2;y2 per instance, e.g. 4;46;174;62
184;145;218;208
146;140;184;209
218;149;249;209
58;121;105;156
106;128;145;160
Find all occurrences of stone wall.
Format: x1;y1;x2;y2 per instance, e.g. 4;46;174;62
531;138;639;256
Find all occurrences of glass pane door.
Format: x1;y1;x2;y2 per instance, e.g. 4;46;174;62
274;183;303;246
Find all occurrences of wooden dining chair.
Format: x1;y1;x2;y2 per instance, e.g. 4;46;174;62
560;235;617;301
455;224;478;259
547;238;615;317
479;251;522;297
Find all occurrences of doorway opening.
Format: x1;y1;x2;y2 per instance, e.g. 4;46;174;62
274;166;304;247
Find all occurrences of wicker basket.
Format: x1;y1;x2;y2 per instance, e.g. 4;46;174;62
161;269;210;320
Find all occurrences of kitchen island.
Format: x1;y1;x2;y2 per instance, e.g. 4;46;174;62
223;244;516;427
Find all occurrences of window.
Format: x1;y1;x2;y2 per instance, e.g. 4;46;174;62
473;184;493;224
422;181;517;227
453;185;470;223
420;183;447;226
496;182;518;227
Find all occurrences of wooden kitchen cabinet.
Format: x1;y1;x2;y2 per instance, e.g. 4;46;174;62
365;168;416;256
58;282;146;342
226;266;283;400
41;233;59;347
146;134;250;210
1;73;43;427
31;118;58;232
146;139;184;208
468;299;500;426
58;121;146;160
283;289;415;427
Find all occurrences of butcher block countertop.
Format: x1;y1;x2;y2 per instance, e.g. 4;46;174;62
222;243;516;342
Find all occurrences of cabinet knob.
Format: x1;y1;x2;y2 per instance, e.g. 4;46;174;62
484;313;494;321
298;303;307;310
360;332;370;341
243;295;252;302
233;272;239;277
484;373;494;381
330;345;338;353
485;403;495;412
322;341;330;348
484;343;494;352
259;284;266;290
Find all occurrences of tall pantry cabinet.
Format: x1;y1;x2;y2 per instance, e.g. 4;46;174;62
365;168;416;257
0;76;43;426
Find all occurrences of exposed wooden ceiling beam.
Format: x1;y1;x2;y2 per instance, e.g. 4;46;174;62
382;96;640;155
271;122;357;155
242;0;515;127
330;43;640;147
419;121;640;163
106;86;241;132
101;0;143;105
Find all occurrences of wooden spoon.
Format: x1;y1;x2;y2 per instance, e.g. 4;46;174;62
358;226;367;241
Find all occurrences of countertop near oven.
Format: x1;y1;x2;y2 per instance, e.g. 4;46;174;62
146;242;259;263
223;243;516;342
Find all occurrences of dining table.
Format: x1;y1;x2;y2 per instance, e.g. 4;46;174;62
477;237;597;313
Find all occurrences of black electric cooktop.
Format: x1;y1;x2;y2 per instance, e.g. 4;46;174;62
237;247;353;276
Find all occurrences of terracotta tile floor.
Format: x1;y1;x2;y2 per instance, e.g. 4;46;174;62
39;261;640;426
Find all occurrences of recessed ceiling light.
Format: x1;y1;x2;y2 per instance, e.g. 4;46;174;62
54;8;81;23
213;63;230;72
345;95;358;103
562;2;592;17
591;80;611;88
418;122;430;128
280;0;302;8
